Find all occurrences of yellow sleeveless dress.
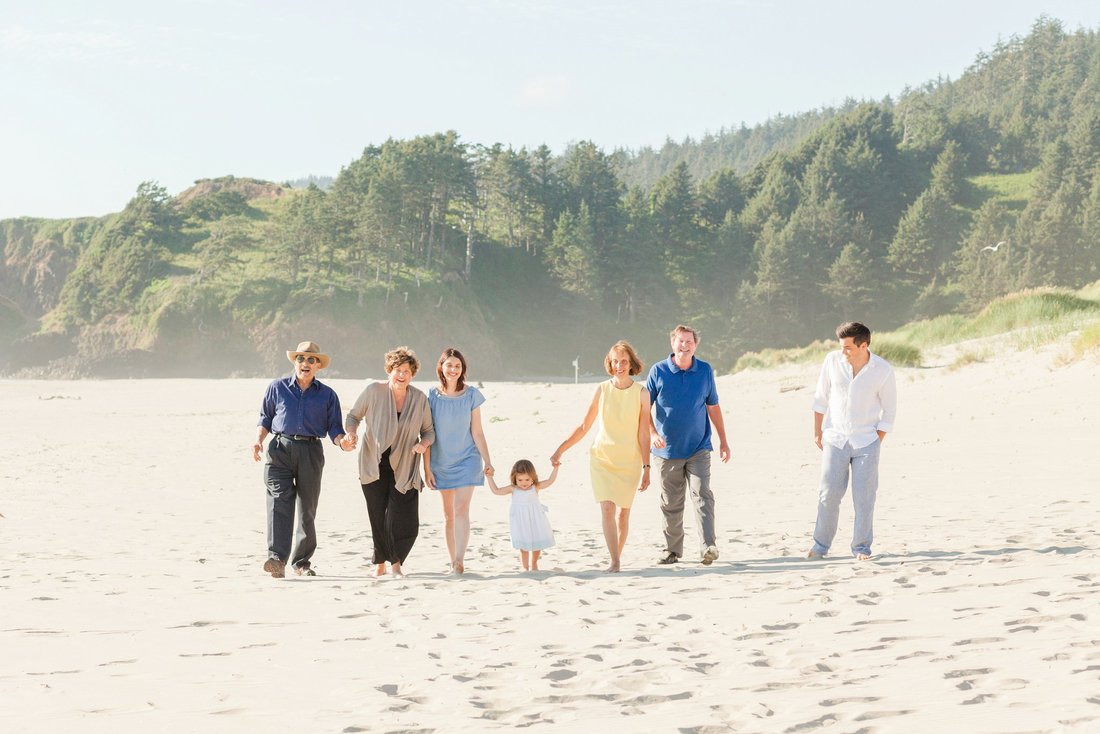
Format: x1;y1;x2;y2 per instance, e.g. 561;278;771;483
589;380;643;508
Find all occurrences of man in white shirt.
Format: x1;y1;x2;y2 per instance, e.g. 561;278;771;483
807;322;897;561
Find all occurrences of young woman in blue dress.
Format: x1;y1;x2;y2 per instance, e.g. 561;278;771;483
424;348;493;574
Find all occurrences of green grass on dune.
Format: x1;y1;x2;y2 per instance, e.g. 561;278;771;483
732;283;1100;373
886;288;1100;347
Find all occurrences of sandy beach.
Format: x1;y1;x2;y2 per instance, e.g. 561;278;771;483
2;340;1098;733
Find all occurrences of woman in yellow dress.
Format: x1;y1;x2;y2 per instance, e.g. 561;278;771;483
551;340;652;572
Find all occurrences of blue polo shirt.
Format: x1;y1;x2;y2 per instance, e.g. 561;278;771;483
646;354;720;460
258;375;344;442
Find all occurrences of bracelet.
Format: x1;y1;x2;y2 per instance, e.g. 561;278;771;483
642;464;650;469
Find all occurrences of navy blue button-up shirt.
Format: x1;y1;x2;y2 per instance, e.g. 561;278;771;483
258;375;344;442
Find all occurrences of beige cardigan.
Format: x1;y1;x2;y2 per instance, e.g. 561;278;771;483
345;382;435;492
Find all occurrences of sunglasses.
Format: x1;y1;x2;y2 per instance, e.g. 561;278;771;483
295;355;321;364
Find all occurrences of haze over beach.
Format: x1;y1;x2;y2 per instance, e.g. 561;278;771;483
4;2;1100;732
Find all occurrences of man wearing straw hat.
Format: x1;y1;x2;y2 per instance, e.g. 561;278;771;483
253;341;355;578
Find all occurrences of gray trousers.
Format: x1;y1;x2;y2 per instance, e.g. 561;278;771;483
264;435;324;568
811;439;880;557
656;449;715;557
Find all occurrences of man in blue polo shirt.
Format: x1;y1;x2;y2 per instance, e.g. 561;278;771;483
646;325;730;565
252;341;354;578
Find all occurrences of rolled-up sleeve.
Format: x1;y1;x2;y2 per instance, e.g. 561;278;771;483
258;381;276;429
811;359;831;415
345;389;367;436
419;402;435;447
876;368;897;433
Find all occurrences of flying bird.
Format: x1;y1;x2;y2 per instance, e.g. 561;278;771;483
981;241;1008;253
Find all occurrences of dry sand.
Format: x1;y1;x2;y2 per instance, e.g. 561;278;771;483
2;341;1098;733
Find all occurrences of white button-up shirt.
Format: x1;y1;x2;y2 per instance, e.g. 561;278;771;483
812;350;897;450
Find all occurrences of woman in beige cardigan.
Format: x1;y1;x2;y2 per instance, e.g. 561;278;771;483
345;347;435;578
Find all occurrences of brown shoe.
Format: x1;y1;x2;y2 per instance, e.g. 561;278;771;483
294;564;317;577
263;558;286;578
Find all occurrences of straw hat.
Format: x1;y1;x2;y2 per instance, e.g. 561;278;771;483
286;341;331;370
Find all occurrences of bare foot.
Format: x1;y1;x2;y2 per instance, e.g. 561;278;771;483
375;563;387;577
605;560;621;573
856;553;872;561
531;562;540;571
806;550;824;559
391;561;405;578
521;565;530;571
453;560;464;575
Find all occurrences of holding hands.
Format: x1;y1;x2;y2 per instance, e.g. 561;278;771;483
340;432;358;452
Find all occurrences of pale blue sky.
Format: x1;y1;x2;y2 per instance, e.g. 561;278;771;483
2;1;1099;219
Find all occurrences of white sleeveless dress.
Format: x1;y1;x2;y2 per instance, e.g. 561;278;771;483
509;488;554;551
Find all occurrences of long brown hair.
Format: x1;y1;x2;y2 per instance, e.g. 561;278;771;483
436;347;468;392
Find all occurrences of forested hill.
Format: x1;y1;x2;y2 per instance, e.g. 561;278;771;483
3;16;1100;379
612;104;856;190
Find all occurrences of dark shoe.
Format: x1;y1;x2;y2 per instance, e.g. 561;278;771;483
295;564;317;577
658;552;679;565
263;558;286;578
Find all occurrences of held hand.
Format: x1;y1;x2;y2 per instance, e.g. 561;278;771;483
484;465;495;477
814;433;823;451
412;442;427;455
719;443;731;463
252;442;263;462
339;434;356;452
651;435;666;449
550;451;562;467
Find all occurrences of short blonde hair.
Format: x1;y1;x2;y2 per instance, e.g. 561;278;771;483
604;340;644;376
384;346;420;375
670;324;699;343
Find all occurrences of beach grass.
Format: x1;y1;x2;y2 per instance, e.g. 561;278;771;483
732;286;1100;373
1071;322;1100;358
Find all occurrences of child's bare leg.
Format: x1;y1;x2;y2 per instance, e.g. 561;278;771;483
600;501;621;572
520;550;530;571
531;550;541;570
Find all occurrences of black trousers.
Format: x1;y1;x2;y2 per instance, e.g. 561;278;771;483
362;451;420;564
264;435;324;568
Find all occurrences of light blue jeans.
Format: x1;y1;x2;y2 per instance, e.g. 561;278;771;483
811;439;880;557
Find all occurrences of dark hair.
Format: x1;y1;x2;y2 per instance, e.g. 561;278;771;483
510;459;539;486
836;322;871;346
604;340;644;376
436;347;468;392
384;346;420;375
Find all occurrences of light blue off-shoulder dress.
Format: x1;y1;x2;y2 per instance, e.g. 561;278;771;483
427;386;486;490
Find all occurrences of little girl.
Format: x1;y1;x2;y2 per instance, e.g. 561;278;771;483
488;459;557;570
